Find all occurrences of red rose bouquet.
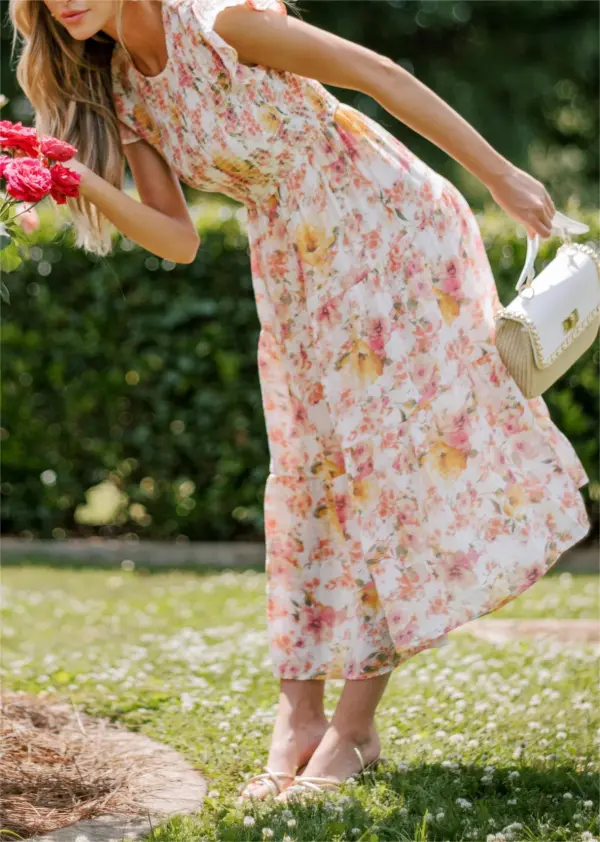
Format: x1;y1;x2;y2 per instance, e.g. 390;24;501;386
0;111;82;303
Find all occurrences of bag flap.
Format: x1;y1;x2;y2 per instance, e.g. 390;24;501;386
501;246;599;367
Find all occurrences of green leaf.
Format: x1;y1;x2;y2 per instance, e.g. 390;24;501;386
0;231;12;251
0;280;10;304
0;243;22;274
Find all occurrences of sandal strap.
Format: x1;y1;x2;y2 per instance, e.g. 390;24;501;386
294;775;343;790
286;778;341;794
240;766;294;795
353;746;366;771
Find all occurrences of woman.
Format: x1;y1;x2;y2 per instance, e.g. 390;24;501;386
11;0;590;802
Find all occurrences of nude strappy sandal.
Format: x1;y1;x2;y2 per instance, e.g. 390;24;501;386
276;746;384;800
238;761;308;800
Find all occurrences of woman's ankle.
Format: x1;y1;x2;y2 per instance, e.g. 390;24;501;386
328;717;379;745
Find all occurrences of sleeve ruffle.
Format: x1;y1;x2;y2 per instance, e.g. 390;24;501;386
189;0;287;84
119;121;141;145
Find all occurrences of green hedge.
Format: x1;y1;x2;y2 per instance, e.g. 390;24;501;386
1;201;598;541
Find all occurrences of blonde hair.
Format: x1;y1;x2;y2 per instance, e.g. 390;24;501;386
8;0;299;257
9;0;129;256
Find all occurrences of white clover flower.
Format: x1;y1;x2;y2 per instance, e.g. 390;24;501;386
207;789;219;798
351;830;362;837
180;692;195;712
564;791;574;799
557;731;567;740
435;811;445;821
287;818;297;829
508;770;520;779
455;797;472;809
262;830;274;840
243;816;256;827
583;800;594;809
449;733;464;744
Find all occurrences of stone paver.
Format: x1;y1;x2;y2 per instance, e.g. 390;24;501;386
456;618;599;645
29;728;206;842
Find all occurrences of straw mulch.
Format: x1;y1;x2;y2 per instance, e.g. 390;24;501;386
0;692;163;840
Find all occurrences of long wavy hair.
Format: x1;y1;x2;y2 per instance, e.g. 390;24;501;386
8;0;133;256
8;0;298;257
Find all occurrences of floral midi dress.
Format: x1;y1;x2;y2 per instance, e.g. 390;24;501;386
111;0;591;681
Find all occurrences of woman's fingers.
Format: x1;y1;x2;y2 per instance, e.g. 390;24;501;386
529;194;554;238
487;165;559;240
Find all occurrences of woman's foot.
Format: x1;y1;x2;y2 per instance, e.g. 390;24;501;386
274;722;381;802
239;711;329;800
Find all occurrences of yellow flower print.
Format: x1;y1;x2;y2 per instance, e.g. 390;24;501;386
295;220;336;267
336;327;384;386
314;483;346;543
420;439;468;480
350;475;377;509
305;84;329;113
360;580;381;612
334;103;374;138
257;103;283;134
434;288;460;324
133;104;161;146
502;482;526;516
311;457;346;481
213;153;271;186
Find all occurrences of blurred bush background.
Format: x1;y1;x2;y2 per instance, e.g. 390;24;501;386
1;0;598;542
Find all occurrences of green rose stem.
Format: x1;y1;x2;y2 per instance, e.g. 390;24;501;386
9;201;39;220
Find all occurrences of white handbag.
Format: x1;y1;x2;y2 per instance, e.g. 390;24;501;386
494;211;600;399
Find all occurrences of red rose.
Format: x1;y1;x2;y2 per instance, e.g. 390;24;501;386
3;157;52;202
40;136;77;162
0;153;11;177
0;120;40;157
49;162;81;204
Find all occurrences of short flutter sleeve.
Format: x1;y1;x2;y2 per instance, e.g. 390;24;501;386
119;121;141;145
189;0;287;82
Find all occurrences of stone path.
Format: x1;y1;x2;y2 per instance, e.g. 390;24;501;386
30;729;206;842
456;618;599;645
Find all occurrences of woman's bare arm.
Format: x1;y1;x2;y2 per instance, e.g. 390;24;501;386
71;140;200;263
214;5;556;238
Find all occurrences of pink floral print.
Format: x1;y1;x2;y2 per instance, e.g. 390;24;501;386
112;0;591;681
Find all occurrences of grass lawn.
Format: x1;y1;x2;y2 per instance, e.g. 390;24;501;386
2;562;598;842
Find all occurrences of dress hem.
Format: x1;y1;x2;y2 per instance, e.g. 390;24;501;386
269;509;591;682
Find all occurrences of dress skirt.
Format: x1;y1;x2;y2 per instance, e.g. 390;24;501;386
251;105;591;681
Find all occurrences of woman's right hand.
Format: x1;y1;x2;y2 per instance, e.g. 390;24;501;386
485;164;556;239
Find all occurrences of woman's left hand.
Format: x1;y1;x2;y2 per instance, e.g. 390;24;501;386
486;164;556;239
